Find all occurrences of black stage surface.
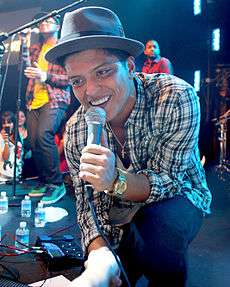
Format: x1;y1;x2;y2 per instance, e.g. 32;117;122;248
0;165;230;287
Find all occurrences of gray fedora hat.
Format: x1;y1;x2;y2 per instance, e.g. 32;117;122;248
45;6;144;64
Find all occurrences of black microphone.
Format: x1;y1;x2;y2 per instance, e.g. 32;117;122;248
84;107;106;145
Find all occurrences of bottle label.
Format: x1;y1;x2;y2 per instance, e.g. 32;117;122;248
21;201;31;217
15;230;29;252
35;210;46;227
0;199;8;214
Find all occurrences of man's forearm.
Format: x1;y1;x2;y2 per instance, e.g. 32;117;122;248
123;172;150;202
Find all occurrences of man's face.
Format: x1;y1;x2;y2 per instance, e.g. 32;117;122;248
38;17;59;34
65;49;136;123
144;40;160;58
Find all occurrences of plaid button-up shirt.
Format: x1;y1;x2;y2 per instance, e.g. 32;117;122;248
64;73;212;254
25;43;70;109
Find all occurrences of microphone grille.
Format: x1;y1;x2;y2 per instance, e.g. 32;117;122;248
85;107;106;125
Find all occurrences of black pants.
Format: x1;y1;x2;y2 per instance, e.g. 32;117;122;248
26;103;67;185
117;196;203;287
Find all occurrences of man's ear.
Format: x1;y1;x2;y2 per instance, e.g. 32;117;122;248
127;56;135;78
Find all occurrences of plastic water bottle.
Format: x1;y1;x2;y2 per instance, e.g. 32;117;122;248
34;201;46;227
15;221;30;252
21;195;31;217
0;191;8;214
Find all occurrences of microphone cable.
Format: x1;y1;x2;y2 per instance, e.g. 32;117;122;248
85;184;131;287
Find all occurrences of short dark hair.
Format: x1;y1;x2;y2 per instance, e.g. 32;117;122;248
1;111;15;123
1;111;15;130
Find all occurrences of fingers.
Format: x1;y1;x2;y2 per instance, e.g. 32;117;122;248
24;67;41;79
79;164;106;190
24;63;41;79
79;163;103;180
81;150;108;166
110;276;122;287
80;145;111;176
79;144;116;191
82;143;108;155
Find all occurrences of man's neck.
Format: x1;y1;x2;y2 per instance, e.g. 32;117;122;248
148;55;160;61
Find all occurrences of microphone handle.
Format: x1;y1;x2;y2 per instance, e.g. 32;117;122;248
87;122;103;145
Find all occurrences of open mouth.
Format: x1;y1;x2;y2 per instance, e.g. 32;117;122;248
90;95;110;106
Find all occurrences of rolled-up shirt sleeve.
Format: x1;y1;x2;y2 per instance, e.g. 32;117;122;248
138;86;202;204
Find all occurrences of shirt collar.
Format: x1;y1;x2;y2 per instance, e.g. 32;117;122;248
125;74;145;128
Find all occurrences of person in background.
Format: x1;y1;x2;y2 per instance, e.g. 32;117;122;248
23;12;70;204
55;127;69;174
18;110;31;160
0;111;23;182
142;39;173;74
17;110;37;179
46;6;211;287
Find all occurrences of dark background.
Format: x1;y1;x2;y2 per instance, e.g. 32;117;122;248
0;0;230;162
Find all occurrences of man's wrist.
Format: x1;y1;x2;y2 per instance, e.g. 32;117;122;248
105;168;128;198
89;246;110;257
87;236;107;254
104;168;118;193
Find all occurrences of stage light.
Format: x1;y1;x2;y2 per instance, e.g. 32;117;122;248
212;28;220;51
193;0;201;15
194;70;201;92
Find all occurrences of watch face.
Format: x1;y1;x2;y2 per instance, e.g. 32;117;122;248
116;181;127;195
111;168;127;198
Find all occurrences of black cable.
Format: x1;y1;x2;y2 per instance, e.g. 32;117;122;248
85;184;131;287
38;279;47;287
47;223;77;237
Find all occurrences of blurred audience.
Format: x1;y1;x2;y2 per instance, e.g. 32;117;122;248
18;110;32;160
0;111;24;181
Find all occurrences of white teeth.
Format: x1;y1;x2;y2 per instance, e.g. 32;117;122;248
90;96;110;106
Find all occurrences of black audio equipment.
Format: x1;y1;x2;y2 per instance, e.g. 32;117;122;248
35;234;84;270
